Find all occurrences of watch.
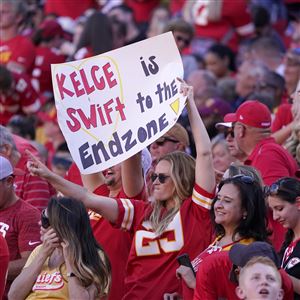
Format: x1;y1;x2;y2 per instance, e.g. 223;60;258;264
67;272;76;278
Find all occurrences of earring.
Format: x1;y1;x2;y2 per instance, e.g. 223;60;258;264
243;215;247;220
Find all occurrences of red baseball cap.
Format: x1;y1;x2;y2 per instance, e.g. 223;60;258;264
39;20;64;40
224;100;271;128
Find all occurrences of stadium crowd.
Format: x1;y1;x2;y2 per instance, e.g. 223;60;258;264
0;0;300;299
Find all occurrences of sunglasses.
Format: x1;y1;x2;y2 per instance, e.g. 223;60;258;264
154;136;179;146
231;175;254;184
151;173;170;184
264;179;296;197
175;35;190;47
225;129;234;138
41;209;50;229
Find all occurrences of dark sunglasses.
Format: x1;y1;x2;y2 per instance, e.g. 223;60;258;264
225;129;234;138
154;136;179;146
231;175;254;184
41;209;50;229
151;173;170;184
175;35;190;47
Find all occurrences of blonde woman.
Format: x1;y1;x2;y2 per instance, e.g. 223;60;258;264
8;197;111;300
26;81;216;299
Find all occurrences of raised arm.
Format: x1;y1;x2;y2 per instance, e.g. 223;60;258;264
121;151;144;198
179;79;215;193
26;151;118;223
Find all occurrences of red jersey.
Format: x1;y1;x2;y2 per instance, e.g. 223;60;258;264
272;103;293;133
31;46;65;95
0;72;41;125
193;251;294;300
191;0;253;51
90;184;147;300
0;235;9;300
0;35;35;73
125;0;160;23
114;184;214;299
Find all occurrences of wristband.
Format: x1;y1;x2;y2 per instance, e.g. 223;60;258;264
67;272;76;278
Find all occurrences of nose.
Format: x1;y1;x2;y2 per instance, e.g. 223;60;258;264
214;199;223;209
150;142;158;150
272;210;280;222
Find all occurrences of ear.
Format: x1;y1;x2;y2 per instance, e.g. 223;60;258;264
236;286;246;299
277;288;284;300
0;143;12;157
176;142;186;151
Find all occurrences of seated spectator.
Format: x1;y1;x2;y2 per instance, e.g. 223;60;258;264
0;156;41;299
236;256;284;300
204;44;236;80
9;196;111;300
0;65;42;125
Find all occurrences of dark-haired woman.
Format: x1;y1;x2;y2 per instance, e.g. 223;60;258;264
8;197;111;300
177;173;268;299
204;44;236;80
267;177;300;299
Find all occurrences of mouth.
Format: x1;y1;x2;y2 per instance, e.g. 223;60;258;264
215;211;225;216
259;288;269;296
106;170;114;176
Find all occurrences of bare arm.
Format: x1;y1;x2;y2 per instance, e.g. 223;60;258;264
180;80;215;193
121;152;144;198
26;151;119;223
7;251;31;281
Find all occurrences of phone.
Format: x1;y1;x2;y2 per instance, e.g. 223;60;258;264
177;253;196;276
41;209;50;229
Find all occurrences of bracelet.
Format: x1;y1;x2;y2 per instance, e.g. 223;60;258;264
67;272;76;278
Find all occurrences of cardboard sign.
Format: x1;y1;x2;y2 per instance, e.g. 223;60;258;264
51;32;186;174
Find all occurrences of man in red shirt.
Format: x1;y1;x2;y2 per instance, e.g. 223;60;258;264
0;156;41;299
0;0;35;74
225;100;298;250
0;65;42;125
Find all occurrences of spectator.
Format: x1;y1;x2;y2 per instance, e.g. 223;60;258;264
9;196;111;299
26;82;216;299
0;235;9;299
0;0;36;74
236;256;284;300
266;177;300;299
224;100;298;250
284;48;300;96
0;156;41;299
204;44;236;80
147;5;170;38
0;65;42;125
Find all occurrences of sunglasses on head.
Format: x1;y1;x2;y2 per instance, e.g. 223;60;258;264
175;35;190;47
231;175;254;184
154;136;179;146
151;173;170;184
264;179;296;197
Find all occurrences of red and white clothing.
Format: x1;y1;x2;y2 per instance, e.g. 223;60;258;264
31;46;65;95
0;235;9;300
245;137;298;251
0;199;41;297
0;35;36;74
90;184;146;300
0;72;42;125
113;184;214;299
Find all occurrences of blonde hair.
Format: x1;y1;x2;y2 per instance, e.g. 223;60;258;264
148;151;195;235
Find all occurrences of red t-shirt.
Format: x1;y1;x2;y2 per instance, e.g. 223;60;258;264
193;251;294;300
0;72;42;125
245;137;298;250
64;162;83;186
272;103;293;133
0;235;9;300
125;0;160;23
0;35;36;73
31;46;66;94
90;184;147;300
113;184;214;299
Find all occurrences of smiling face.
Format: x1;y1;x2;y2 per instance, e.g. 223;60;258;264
268;195;300;230
237;263;283;300
152;160;175;207
104;163;122;189
214;183;244;232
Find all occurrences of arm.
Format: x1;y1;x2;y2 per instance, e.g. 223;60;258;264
272;123;294;145
7;251;31;281
8;229;59;300
121;152;144;198
26;151;119;223
180;80;215;193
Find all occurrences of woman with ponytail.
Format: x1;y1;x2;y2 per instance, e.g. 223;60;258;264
8;196;111;300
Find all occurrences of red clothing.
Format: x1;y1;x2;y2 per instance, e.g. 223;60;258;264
13;135;55;211
0;72;41;125
193;251;294;300
272;103;293;133
0;235;9;300
31;46;65;95
64;162;82;186
125;0;160;23
0;35;36;73
114;184;214;300
45;0;98;19
90;184;147;300
245;137;298;251
192;0;253;51
0;199;41;298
